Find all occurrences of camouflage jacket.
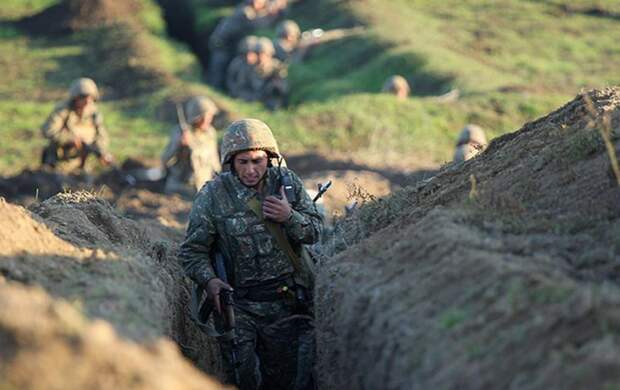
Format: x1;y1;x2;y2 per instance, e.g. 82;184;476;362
226;56;258;101
41;101;109;154
161;124;221;186
249;59;288;98
179;167;322;288
273;39;297;62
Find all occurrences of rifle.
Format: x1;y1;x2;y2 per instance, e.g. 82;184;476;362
313;180;331;203
291;26;366;63
213;252;241;386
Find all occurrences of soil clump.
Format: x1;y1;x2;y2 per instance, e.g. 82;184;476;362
316;88;620;390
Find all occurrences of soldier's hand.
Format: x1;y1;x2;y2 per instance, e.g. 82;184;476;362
206;278;233;314
100;153;114;166
72;137;83;150
180;130;190;146
263;186;292;223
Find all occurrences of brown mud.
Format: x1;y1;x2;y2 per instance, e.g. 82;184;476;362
315;88;620;390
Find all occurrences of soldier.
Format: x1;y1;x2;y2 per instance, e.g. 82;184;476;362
249;37;289;109
161;96;221;194
179;119;322;390
453;124;488;162
207;0;288;90
40;78;113;170
273;20;301;62
226;36;259;100
382;75;411;100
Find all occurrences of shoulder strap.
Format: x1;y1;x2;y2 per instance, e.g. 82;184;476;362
246;197;310;288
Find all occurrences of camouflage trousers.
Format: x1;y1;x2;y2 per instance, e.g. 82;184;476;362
217;298;315;390
41;142;98;169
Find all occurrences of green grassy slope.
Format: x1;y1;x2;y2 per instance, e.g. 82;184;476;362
0;0;618;174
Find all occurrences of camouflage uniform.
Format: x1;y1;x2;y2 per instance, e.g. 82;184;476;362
207;1;285;90
227;36;259;100
273;20;300;62
40;78;110;168
453;124;487;162
161;96;221;193
382;74;411;99
249;38;289;110
179;119;321;390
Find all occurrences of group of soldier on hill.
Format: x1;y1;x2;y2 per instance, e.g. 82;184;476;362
36;2;489;388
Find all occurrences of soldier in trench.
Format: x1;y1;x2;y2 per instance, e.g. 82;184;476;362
179;118;322;390
226;35;260;100
382;74;411;100
160;96;221;194
207;0;288;91
453;124;488;162
40;77;114;170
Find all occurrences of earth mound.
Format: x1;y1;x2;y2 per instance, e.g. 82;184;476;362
316;88;620;390
17;0;142;35
0;193;222;381
0;281;228;390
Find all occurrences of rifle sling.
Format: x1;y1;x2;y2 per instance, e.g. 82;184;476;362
246;197;306;284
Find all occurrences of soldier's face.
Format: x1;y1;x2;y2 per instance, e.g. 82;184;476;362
73;94;94;112
252;0;266;10
258;53;271;65
193;111;215;131
246;52;258;65
233;150;269;188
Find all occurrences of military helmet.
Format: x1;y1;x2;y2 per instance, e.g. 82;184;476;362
256;37;275;56
381;75;411;96
186;96;218;124
69;78;99;100
220;118;281;164
456;124;487;146
277;20;301;40
238;35;259;54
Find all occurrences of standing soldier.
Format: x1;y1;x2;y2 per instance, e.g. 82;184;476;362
226;36;260;100
161;96;221;194
179;119;322;390
273;20;301;62
41;77;113;170
207;0;288;91
453;124;488;162
382;75;411;100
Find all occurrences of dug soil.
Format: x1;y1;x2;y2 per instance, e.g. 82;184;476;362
316;88;620;390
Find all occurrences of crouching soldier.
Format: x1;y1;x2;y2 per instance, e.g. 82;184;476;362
161;96;221;194
41;78;113;170
179;119;322;390
453;124;488;162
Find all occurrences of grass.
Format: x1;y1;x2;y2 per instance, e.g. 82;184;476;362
0;0;618;174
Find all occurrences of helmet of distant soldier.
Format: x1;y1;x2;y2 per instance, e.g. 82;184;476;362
185;96;218;125
456;124;487;146
381;75;411;96
220;118;281;164
238;35;259;54
255;37;275;56
277;20;301;40
69;78;99;100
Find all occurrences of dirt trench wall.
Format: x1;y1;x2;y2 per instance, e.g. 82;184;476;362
316;88;620;389
0;193;224;387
